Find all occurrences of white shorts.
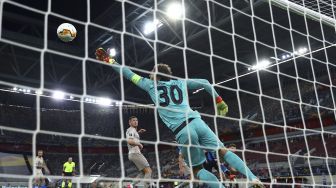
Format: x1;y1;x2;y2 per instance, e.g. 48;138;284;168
36;169;44;177
128;153;150;171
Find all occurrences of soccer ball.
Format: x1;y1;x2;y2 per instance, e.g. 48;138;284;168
57;23;77;42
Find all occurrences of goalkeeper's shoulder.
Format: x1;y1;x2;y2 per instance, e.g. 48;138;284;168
186;78;210;84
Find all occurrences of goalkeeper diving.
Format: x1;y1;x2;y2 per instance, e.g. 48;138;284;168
95;48;263;188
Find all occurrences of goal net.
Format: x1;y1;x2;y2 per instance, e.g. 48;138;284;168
0;0;335;187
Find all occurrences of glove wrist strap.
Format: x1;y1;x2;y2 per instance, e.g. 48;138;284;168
216;96;223;104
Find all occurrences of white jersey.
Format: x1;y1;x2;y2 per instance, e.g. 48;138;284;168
35;156;44;170
126;127;141;154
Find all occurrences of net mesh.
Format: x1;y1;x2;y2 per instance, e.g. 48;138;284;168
288;0;335;18
0;0;335;187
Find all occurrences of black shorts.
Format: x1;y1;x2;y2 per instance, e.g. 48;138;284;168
63;172;73;176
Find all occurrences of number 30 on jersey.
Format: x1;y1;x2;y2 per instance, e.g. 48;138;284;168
157;85;183;107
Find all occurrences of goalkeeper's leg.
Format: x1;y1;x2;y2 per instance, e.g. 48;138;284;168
177;120;224;188
219;149;257;180
190;118;262;185
193;165;225;188
179;145;224;188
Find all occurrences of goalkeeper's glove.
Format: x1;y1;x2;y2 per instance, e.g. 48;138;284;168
216;96;228;116
95;47;116;64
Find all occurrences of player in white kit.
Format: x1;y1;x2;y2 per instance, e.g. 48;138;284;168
34;150;49;188
126;116;152;188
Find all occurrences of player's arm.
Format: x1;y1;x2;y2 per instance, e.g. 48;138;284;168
43;161;50;175
178;153;185;168
95;48;152;91
127;138;141;146
186;79;228;116
62;163;66;175
72;163;76;176
178;152;185;176
138;129;146;134
127;138;143;150
126;131;143;149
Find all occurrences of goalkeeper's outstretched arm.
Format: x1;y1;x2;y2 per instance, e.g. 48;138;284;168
95;48;151;91
187;79;228;116
95;47;228;116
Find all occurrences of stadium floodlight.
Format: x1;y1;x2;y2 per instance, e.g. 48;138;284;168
69;95;74;100
298;47;307;54
249;60;271;71
96;97;112;106
86;98;94;103
26;89;31;93
108;48;116;57
281;55;286;60
12;87;18;91
52;90;65;100
166;2;184;19
293;47;307;56
144;19;163;35
35;90;43;95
